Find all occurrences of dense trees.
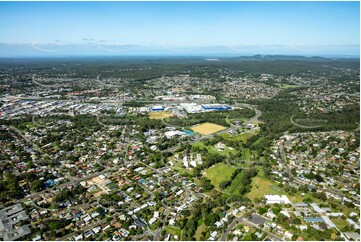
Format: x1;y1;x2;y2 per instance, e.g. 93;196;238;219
53;186;86;203
200;177;214;191
0;173;25;202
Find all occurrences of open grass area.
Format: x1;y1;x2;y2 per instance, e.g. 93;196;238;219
192;141;237;156
192;141;207;149
288;191;317;203
24;122;36;128
221;131;257;143
226;171;245;196
205;162;236;188
247;175;319;203
164;226;182;237
247;176;287;200
195;221;207;240
252;137;265;146
191;122;227;135
331;218;349;231
241;148;251;161
149;111;174;119
167;157;193;175
274;83;301;89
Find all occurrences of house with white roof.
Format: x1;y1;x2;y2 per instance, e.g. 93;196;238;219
265;194;291;204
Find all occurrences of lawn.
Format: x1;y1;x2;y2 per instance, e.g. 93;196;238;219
195;221;207;240
288;191;318;203
246;176;319;203
221;131;257;143
247;176;287;200
24;122;36;128
226;171;245;196
205;162;236;188
191;122;227;135
149;111;174;119
252;137;265;146
164;226;182;237
241;148;251;161
274;83;301;89
192;141;207;149
167;156;192;175
192;141;237;157
331;218;349;231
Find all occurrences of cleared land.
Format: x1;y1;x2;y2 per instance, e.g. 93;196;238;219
331;218;349;231
191;122;227;135
221;130;259;143
195;219;206;240
149;111;174;119
274;83;301;89
247;176;287;200
205;162;236;188
163;226;182;239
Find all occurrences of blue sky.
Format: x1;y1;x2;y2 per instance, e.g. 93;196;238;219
0;1;359;57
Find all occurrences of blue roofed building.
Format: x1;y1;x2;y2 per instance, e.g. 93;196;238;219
201;104;232;111
150;105;165;112
44;179;57;188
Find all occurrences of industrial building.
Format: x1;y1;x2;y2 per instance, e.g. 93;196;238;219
179;103;203;113
0;204;31;241
150;105;165;112
201;104;232;111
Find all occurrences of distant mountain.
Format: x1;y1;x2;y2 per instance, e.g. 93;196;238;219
230;54;361;61
0;43;359;58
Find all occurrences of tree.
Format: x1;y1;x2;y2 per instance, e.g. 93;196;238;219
204;213;220;226
200;177;214;191
26;161;35;169
258;207;267;215
30;179;45;192
219;180;230;189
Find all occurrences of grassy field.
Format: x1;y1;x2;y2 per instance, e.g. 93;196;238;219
252;137;265;146
195;221;207;240
331;218;349;231
246;175;319;203
167;156;193;175
192;141;237;156
205;162;236;188
221;131;257;143
191;122;227;135
274;83;301;89
226;171;245;196
247;176;287;200
163;226;182;237
241;148;251;161
149;111;174;119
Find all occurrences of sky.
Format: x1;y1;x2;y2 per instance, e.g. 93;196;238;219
0;1;359;57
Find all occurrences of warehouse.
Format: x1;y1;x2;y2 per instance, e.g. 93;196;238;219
179;103;203;113
201;104;232;111
150;105;165;112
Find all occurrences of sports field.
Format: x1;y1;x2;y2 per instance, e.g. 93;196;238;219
148;111;174;119
191;122;227;135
